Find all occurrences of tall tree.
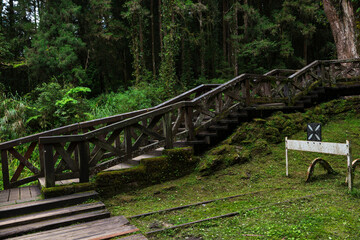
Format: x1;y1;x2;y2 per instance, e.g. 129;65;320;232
123;0;149;85
26;0;86;86
323;0;359;59
159;0;179;95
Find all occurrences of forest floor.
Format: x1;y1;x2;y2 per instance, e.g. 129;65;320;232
104;112;360;239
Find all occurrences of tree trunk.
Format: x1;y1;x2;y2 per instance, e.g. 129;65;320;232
8;0;15;38
222;0;227;59
0;0;3;28
159;0;163;54
323;0;359;59
234;2;238;76
243;0;248;41
151;0;156;78
199;0;205;76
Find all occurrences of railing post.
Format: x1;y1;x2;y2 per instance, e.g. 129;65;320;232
78;141;90;183
245;79;250;106
163;112;173;149
320;62;326;86
124;127;132;158
44;144;55;188
185;106;195;141
39;143;45;175
1;150;10;190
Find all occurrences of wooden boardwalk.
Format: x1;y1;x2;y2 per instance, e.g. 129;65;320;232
0;186;41;206
7;216;142;240
0;191;144;239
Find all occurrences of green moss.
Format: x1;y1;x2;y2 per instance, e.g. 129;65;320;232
198;144;250;176
95;147;196;197
198;98;360;176
42;182;95;199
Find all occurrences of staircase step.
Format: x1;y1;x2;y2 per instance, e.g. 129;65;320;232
0;191;98;218
229;112;248;119
9;216;138;240
185;140;207;145
209;125;229;131
0;202;106;229
38;178;79;189
197;131;218;138
218;119;239;124
0;209;110;239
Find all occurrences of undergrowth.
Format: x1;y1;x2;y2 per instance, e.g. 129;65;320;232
103;98;360;239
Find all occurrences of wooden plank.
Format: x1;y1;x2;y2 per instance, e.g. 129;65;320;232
0;189;10;202
44;144;55;188
90;139;124;156
78;141;90;183
11;142;38;182
53;143;78;172
133;123;165;141
8;188;20;202
8;148;40;175
0;202;105;229
10;216;136;240
9;175;41;189
163;113;173;149
29;186;41;198
185;106;195;140
132;115;163;150
20;187;31;200
1;150;10;189
0;191;98;218
0;209;110;239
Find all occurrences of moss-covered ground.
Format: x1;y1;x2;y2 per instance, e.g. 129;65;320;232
103;99;360;239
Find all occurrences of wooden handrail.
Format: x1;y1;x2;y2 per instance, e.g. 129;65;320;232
3;58;360;189
0;84;218;150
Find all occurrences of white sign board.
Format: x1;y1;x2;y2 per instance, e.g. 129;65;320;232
286;140;349;156
285;137;353;190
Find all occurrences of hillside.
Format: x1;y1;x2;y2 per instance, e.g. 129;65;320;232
103;98;360;239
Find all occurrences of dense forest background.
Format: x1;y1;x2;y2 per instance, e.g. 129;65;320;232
0;0;359;141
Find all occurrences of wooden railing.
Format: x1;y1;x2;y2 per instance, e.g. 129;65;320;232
0;84;219;189
1;59;360;189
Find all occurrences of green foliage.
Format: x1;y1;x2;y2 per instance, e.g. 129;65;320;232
104;103;360;240
89;83;162;119
198;98;360;176
27;82;91;130
123;0;150;84
0;29;13;62
55;86;91;124
26;0;86;85
0;93;29;141
159;0;181;96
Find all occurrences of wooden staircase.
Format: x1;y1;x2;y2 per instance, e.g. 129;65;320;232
0;191;141;239
1;58;360;190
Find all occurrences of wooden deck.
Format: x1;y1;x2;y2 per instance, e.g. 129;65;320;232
8;216;142;240
0;186;41;206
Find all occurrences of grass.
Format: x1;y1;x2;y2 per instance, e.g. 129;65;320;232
103;109;360;239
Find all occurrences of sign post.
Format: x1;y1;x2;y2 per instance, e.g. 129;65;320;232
307;123;321;141
285;137;353;190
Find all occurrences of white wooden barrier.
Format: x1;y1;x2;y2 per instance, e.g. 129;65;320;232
285;137;353;190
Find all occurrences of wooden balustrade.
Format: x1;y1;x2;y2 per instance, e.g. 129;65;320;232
1;59;360;189
0;84;219;189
